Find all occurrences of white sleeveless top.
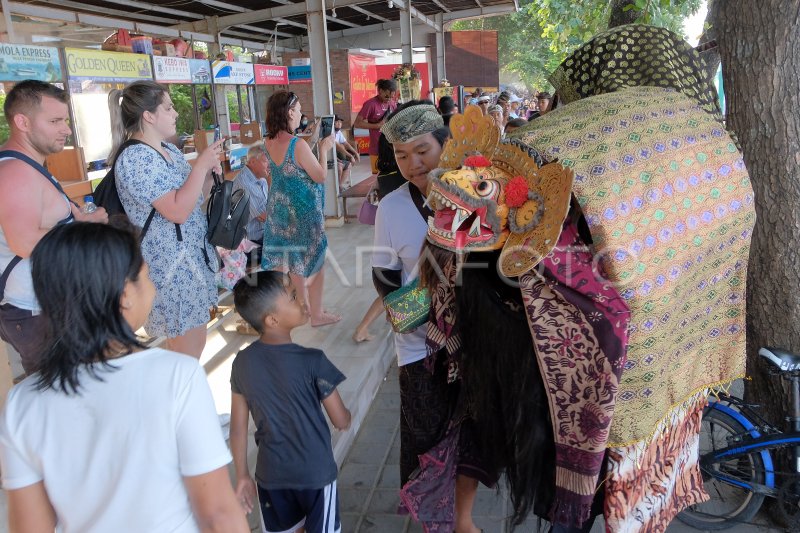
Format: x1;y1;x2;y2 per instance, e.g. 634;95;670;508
0;159;73;311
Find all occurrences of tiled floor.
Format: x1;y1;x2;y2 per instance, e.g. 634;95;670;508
339;365;782;533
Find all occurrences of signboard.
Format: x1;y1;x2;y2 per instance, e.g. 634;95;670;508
153;56;190;83
65;48;152;82
153;56;211;84
287;65;311;84
0;43;62;82
189;59;211;84
254;64;288;85
212;60;254;84
348;54;377;113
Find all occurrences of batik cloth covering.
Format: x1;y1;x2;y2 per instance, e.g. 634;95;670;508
515;85;754;447
425;255;462;383
519;219;631;527
549;24;724;126
604;396;708;532
514;85;754;529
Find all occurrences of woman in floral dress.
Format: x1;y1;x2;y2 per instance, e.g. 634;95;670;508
110;80;225;357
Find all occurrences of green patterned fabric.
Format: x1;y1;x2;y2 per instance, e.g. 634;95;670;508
384;278;431;334
513;86;754;446
549;24;724;126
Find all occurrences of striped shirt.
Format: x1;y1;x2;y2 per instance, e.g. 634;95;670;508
233;165;269;241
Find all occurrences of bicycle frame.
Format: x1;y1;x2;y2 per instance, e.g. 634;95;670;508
704;393;800;498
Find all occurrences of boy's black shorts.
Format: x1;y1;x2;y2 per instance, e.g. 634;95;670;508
258;480;341;533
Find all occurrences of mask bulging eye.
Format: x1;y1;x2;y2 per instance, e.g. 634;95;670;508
475;179;499;198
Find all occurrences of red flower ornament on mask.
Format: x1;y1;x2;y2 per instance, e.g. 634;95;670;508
463;154;492;168
505;176;530;208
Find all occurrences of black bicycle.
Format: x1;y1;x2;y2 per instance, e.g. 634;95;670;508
677;347;800;530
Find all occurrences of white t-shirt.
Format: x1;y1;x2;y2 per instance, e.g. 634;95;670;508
372;182;429;366
0;348;232;533
334;130;347;144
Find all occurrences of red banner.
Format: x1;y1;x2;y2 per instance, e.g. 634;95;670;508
349;54;377;113
254;64;288;85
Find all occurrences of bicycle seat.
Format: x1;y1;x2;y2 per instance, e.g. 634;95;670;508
759;347;800;372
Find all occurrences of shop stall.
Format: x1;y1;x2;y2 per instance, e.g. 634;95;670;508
153;55;214;151
0;43;88;188
0;43;65;143
64;47;153;176
253;63;288;131
211;58;255;144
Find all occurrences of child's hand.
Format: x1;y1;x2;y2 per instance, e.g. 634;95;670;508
235;477;257;514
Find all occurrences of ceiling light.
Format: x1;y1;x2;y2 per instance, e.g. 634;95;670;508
388;0;393;8
331;8;337;17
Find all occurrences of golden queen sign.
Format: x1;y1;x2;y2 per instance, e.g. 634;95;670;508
65;48;152;82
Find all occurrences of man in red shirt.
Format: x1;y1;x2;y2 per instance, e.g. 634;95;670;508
354;79;397;175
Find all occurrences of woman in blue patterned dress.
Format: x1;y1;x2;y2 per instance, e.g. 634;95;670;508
261;91;340;326
108;80;225;357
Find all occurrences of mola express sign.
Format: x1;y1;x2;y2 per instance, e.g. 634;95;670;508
65;48;152;82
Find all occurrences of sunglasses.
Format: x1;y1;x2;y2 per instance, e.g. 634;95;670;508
287;92;298;109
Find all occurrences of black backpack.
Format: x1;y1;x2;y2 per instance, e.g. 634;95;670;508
206;170;250;250
94;139;181;241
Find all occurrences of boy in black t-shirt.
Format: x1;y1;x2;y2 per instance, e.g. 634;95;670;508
230;271;351;533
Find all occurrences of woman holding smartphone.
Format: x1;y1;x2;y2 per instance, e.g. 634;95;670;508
107;80;225;358
260;91;340;326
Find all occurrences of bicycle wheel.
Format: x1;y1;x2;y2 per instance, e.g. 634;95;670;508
678;406;767;530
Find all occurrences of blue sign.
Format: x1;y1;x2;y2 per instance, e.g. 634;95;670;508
288;65;311;84
0;43;63;82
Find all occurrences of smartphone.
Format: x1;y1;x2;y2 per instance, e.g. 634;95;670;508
213;125;221;142
319;115;335;140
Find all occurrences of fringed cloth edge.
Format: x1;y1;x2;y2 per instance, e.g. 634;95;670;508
605;374;745;451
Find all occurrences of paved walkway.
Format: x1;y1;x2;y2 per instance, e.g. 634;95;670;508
339;365;781;533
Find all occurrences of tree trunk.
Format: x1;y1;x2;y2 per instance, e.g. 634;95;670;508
697;0;721;83
711;1;800;427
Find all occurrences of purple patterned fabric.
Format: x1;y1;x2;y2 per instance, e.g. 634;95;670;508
520;218;630;528
398;426;459;532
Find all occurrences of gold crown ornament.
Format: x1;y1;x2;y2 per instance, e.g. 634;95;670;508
426;105;574;277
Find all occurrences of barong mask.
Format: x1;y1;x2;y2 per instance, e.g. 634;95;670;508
426;105;575;277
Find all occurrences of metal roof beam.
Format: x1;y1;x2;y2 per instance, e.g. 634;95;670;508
223;28;294;40
430;0;450;12
218;35;297;52
194;0;309;31
442;3;517;21
385;0;439;31
88;0;204;20
8;2;216;42
321;2;516;41
349;5;390;22
177;0;373;30
327;15;360;27
45;0;180;25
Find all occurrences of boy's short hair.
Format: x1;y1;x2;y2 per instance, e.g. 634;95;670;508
233;271;289;333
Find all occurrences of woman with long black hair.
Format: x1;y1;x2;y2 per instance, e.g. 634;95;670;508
0;222;248;533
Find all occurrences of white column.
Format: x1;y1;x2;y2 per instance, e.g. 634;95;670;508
207;18;232;138
1;0;17;43
400;2;413;65
435;13;446;84
305;0;340;219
